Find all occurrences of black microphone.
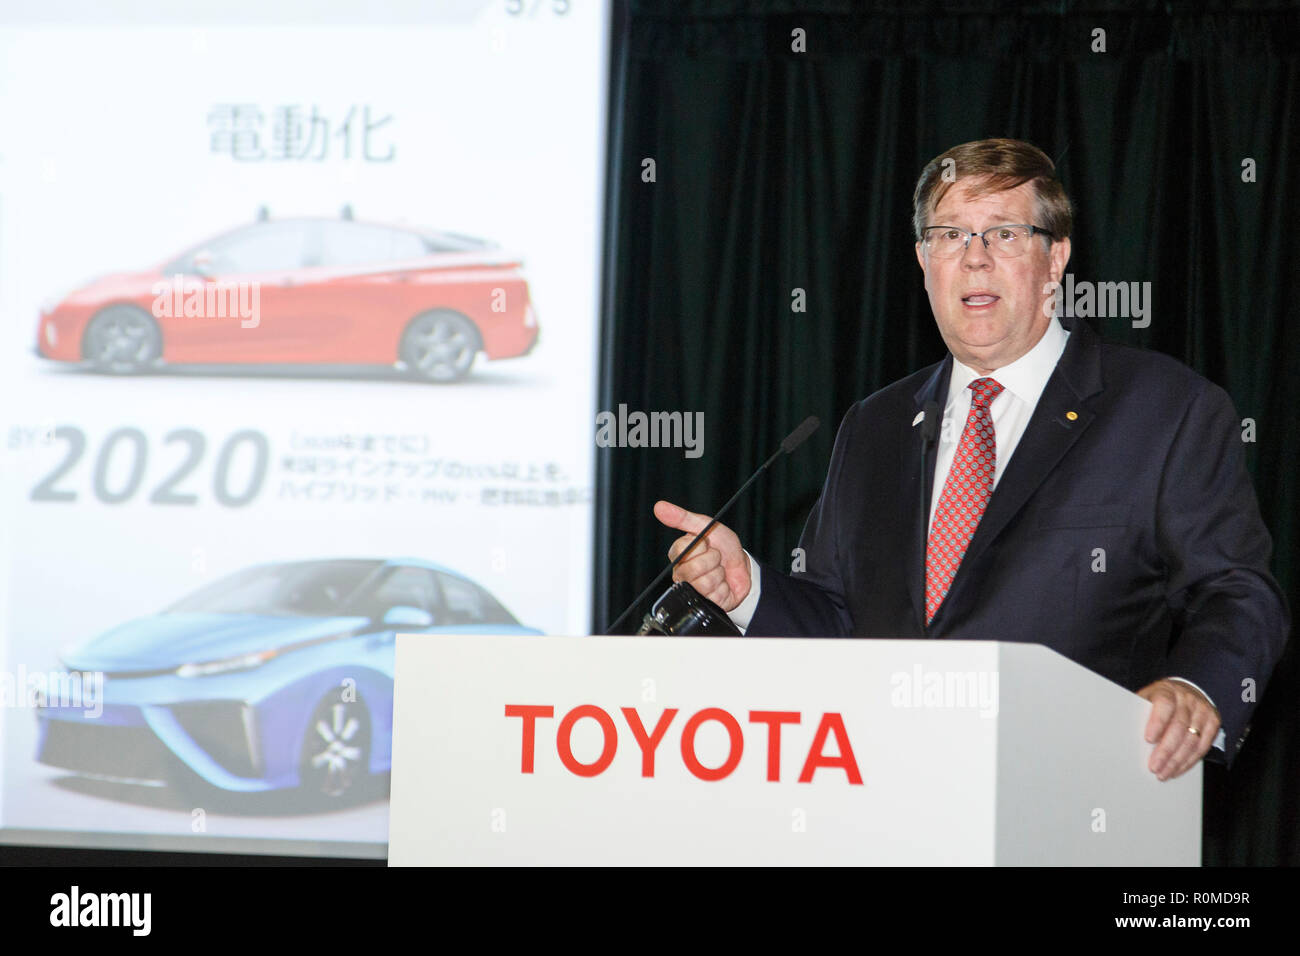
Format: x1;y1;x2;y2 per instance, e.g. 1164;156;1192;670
782;415;820;455
605;415;821;635
918;400;940;631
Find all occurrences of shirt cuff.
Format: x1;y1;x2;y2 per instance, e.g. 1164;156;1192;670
727;551;762;633
1165;676;1226;751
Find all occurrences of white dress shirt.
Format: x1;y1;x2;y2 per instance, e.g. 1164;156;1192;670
724;317;1222;747
927;315;1068;533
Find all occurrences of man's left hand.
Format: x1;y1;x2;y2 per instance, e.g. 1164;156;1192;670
1136;679;1221;781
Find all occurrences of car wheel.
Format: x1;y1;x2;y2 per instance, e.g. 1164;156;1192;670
399;310;480;382
82;305;162;373
299;690;371;799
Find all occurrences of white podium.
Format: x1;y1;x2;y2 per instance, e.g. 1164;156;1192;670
387;635;1200;866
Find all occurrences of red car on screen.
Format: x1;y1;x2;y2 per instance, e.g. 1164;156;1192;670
35;211;538;382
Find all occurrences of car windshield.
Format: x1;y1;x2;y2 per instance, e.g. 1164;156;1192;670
166;560;384;616
420;230;492;252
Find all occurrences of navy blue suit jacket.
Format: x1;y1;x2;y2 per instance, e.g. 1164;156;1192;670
747;315;1288;766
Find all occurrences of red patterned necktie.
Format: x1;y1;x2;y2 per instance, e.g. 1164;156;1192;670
925;377;1004;625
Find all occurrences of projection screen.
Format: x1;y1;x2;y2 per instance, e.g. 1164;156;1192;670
0;0;610;859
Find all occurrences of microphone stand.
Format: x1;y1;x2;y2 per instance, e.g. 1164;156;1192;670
605;416;820;635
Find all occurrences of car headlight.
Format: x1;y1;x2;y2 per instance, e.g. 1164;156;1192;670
176;649;277;679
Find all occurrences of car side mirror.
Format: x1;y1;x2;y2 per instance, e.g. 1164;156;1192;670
192;249;215;277
382;605;435;628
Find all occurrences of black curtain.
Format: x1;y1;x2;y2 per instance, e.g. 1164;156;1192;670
595;0;1300;864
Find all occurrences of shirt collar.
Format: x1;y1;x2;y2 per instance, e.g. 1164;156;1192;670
946;315;1069;409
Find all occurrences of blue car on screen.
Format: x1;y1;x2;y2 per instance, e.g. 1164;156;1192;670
35;558;541;801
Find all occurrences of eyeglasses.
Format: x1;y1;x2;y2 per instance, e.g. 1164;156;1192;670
920;224;1055;259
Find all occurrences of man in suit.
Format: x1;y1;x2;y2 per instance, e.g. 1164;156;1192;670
655;138;1288;780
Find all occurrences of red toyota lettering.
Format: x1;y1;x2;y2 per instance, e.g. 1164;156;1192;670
504;704;554;774
680;707;744;781
798;712;863;784
556;704;618;777
620;707;679;777
748;710;801;782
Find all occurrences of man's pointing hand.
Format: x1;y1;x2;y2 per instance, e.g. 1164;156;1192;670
653;500;751;612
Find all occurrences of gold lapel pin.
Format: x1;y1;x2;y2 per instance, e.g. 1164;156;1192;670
1066;411;1078;421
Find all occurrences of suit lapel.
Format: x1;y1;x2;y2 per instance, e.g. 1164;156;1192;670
940;317;1105;617
904;359;952;632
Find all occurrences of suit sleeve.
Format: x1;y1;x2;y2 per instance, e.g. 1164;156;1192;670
1156;381;1289;763
746;404;859;637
